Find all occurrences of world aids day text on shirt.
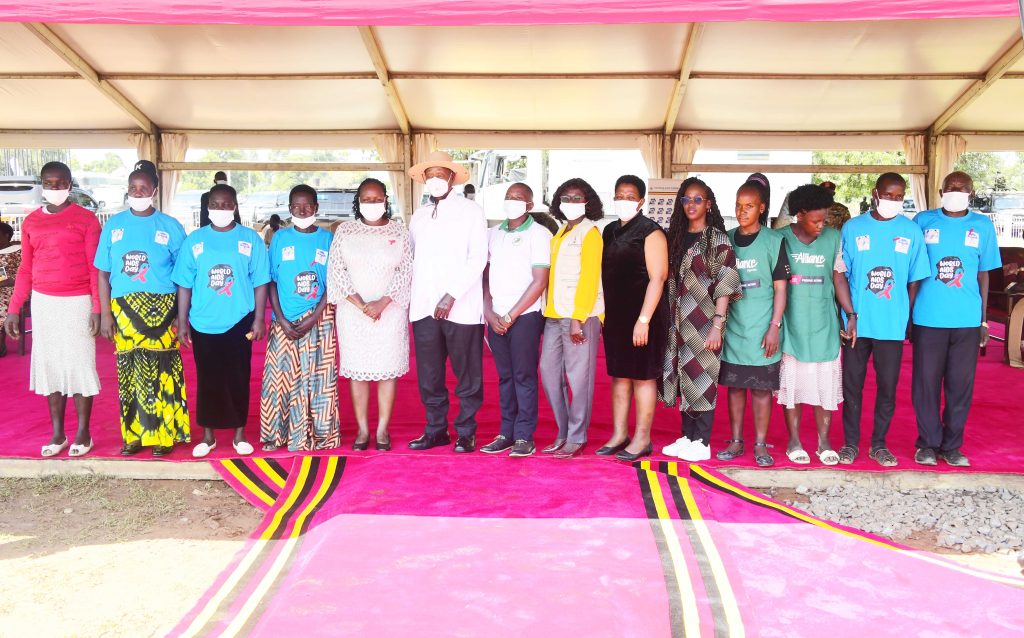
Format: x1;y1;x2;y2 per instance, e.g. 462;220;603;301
913;210;1002;328
93;209;186;298
841;213;930;340
268;227;333;322
207;263;236;296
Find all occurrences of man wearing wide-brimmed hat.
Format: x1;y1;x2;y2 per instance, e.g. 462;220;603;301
406;151;488;453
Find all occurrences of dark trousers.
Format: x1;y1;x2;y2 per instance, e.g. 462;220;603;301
842;337;904;451
488;311;544;442
191;312;253;430
682;410;715;446
412;317;484;438
912;325;980;452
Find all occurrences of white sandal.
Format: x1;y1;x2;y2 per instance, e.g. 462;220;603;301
68;439;93;457
817;449;840;466
786;447;811;465
41;439;69;457
232;441;254;456
192;442;216;458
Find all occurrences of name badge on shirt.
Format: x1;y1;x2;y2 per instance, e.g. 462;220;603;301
965;229;979;248
111;228;124;243
192;242;204;258
894;236;910;254
925;228;940;244
314;249;328;265
282;246;295;262
238;241;252;257
154;230;170;246
856;235;870;252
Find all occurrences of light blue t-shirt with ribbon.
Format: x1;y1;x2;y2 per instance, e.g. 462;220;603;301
94;209;186;298
841;213;931;340
268;227;333;321
171;224;270;334
913;209;1002;328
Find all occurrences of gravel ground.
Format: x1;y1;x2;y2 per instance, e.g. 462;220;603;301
772;484;1024;561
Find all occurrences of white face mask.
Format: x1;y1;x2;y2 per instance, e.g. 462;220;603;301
614;200;641;222
426;177;451;198
127;196;153;212
209;208;235;228
215;180;228;186
465;193;476;201
292;214;317;230
503;199;527;219
360;202;387;222
42;188;69;207
875;197;903;220
941;191;970;213
561;202;586;221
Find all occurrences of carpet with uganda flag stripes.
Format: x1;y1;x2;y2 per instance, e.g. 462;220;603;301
173;455;1024;637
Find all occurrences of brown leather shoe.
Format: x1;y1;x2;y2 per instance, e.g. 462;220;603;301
541;438;566;454
553;442;584;459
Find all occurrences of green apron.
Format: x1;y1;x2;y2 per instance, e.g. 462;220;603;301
780;226;841;363
722;228;782;366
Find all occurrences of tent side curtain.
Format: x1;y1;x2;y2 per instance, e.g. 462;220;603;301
372;133;408;217
640;134;664;180
159;133;188;213
411;133;438;210
902;134;927;212
671;133;700;179
0;0;1015;25
932;134;968;203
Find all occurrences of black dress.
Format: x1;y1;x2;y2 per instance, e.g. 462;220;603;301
601;215;669;380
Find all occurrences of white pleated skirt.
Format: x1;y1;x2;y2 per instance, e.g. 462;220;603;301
775;352;842;411
29;292;101;397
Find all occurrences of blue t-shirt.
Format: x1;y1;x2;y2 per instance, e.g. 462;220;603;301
171;225;271;334
268;227;333;321
841;213;931;340
913;209;1002;328
94;209;186;298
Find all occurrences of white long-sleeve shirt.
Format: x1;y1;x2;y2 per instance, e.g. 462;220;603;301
409;194;488;324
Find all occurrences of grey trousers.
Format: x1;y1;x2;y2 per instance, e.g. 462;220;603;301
539;316;601;444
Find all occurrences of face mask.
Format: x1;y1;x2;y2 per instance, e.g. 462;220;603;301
292;215;317;230
361;202;387;222
127;196;153;212
941;191;970;213
215;180;227;185
614;200;641;222
561;202;586;221
426;177;451;198
875;197;903;220
503;200;527;219
465;193;476;201
209;208;235;228
42;188;69;206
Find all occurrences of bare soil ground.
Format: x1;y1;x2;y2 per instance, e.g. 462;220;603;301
0;476;262;638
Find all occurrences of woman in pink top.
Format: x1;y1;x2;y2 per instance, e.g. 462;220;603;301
4;162;102;458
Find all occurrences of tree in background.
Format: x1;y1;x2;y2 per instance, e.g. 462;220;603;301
69;151;125;175
954;152;1008;192
812;150;908;209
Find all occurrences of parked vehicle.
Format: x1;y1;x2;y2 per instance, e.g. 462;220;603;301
78;172;129;211
170;189;205;230
0;175;100;239
239;191;287;224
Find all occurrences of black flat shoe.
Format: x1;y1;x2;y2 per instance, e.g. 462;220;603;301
615;445;652;462
595;438;631;456
352;437;369;451
152;445;173;457
120;443;142;456
453;435;476;453
375;437;391;451
408;432;451;450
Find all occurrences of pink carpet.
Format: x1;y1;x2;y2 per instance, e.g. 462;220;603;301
0;323;1020;474
173;456;1024;638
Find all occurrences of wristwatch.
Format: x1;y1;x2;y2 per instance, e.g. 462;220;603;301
502;313;513;324
981;321;989;328
847;312;858;319
638;315;650;325
771;320;782;328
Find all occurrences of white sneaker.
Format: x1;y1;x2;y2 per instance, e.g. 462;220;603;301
192;442;216;458
679;440;711;462
662;436;692;457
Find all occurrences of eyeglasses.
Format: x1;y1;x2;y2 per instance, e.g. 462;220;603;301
289;204;317;212
559;195;586;204
680;196;706;205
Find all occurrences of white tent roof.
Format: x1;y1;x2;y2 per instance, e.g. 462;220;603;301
1;18;1023;138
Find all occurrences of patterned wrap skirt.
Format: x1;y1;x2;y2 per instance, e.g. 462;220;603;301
112;293;190;447
260;308;340;451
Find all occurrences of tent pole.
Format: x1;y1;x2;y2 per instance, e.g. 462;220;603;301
403;133;413;223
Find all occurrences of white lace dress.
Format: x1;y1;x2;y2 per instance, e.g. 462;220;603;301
327;219;413;381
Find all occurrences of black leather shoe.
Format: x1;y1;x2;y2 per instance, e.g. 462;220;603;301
408;432;451;450
375;436;391;451
615;444;652;462
352;437;369;451
595;438;631;456
453;435;476;453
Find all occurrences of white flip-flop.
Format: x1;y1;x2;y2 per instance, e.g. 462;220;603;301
817;449;840;466
786;447;811;465
192;442;216;458
41;439;69;457
233;441;254;456
68;439;93;457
